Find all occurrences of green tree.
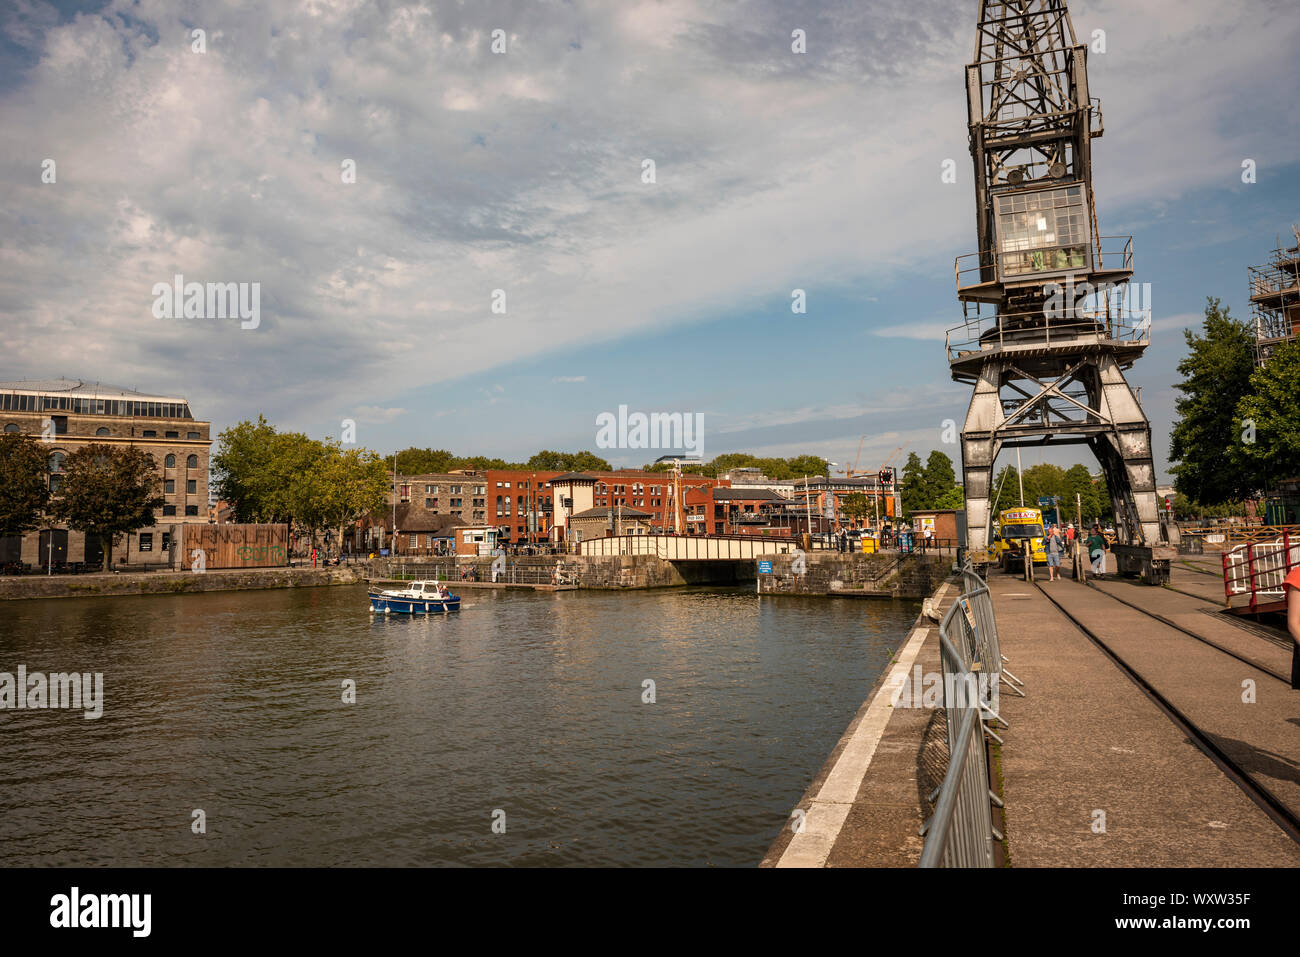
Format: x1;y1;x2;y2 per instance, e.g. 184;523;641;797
317;445;391;552
1169;298;1258;504
841;492;871;523
1233;340;1300;492
0;433;51;535
394;447;458;475
900;452;927;514
51;444;163;568
212;416;281;522
933;485;965;510
922;451;957;504
1062;464;1097;523
527;450;612;472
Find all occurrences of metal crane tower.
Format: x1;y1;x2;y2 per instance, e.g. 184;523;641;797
948;0;1170;569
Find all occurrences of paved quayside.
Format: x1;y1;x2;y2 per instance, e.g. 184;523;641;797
764;560;1300;867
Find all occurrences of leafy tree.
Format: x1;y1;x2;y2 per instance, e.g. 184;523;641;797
212;416;281;522
1169;298;1258;504
526;450;612;472
922;451;957;502
394;447;458;475
933;485;965;510
900;452;927;514
841;492;872;523
0;433;51;535
317;445;391;552
1232;340;1300;492
51;444;163;568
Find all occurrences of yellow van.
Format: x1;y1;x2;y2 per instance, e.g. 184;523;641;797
992;507;1047;573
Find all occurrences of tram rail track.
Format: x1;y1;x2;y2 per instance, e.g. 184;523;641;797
1031;579;1300;846
1085;578;1291;676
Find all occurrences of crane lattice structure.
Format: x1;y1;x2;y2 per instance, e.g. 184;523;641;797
948;0;1166;560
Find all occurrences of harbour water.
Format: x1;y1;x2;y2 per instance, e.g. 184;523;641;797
0;585;919;866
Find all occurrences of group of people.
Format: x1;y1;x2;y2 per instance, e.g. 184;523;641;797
1037;521;1110;582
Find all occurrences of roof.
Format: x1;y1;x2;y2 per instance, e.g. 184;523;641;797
550;472;600;483
394;506;461;535
711;487;787;502
570;506;652;519
0;377;187;402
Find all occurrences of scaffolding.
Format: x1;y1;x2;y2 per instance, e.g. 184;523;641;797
1248;226;1300;365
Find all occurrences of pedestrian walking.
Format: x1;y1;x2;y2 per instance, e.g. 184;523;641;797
1285;565;1300;690
1086;524;1107;578
1066;523;1075;543
1044;524;1064;581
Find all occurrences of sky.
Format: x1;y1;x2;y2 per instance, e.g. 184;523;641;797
2;0;1299;481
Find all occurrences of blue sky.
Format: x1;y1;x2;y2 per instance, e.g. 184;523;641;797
3;0;1298;481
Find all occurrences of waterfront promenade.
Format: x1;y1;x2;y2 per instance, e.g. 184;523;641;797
765;558;1300;867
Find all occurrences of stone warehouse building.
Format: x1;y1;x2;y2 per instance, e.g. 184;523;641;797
0;378;211;569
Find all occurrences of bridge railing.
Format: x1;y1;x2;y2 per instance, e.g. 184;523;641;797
575;534;805;560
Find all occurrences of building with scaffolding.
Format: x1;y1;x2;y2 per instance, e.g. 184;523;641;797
1248;226;1300;366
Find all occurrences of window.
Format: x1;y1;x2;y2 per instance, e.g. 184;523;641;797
165;431;179;439
3;424;17;433
187;431;200;440
48;474;61;494
184;505;198;516
162;505;176;516
187;479;197;494
425;485;433;494
161;532;171;551
48;451;65;472
186;455;198;468
450;485;461;494
139;533;153;552
995;185;1090;278
165;454;176;468
165;480;175;493
96;427;110;436
142;430;156;438
425;497;434;508
410;535;418;547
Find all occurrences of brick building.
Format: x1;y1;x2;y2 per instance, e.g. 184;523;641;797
0;378;211;569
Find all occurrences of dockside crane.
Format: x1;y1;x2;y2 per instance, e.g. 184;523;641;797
949;0;1169;570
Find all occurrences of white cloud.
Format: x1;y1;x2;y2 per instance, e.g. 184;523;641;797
0;0;1294;437
353;405;407;424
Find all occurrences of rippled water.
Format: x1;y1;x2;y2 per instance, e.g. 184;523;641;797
0;584;918;866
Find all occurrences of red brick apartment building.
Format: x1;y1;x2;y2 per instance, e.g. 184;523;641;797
361;465;795;551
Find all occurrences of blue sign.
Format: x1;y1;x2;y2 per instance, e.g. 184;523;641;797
758;560;773;574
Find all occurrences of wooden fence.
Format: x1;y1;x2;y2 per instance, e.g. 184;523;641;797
183;524;290;569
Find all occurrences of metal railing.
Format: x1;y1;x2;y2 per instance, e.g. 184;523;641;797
919;561;1023;867
1223;531;1300;612
954;235;1133;297
373;559;578;586
946;298;1150;362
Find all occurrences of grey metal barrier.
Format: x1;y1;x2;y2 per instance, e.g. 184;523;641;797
919;560;1022;867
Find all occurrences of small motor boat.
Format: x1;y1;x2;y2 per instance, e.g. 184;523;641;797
369;580;461;614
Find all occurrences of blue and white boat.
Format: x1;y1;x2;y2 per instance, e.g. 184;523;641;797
369;580;461;614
